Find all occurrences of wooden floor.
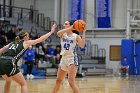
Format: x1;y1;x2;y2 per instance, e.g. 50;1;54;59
0;75;140;93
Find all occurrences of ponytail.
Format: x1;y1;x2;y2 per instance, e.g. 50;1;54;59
15;36;20;43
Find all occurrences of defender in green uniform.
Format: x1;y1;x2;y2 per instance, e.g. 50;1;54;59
0;24;57;93
0;40;25;77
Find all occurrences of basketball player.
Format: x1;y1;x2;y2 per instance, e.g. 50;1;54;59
52;20;86;93
0;24;57;93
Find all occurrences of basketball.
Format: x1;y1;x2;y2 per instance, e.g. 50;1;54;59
73;20;86;32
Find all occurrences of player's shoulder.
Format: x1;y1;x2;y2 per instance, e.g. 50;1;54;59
72;33;78;38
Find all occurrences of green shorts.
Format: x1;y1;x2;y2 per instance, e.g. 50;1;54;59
0;58;20;77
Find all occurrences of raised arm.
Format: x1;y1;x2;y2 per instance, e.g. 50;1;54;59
24;24;57;49
57;25;73;37
76;25;86;48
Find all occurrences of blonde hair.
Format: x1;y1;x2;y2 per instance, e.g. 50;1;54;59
15;31;27;43
19;31;27;39
15;36;20;43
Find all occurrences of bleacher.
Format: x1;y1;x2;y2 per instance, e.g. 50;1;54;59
0;4;113;77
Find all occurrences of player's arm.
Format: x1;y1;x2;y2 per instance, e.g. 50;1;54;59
76;26;86;48
0;44;9;56
57;25;73;37
24;24;57;49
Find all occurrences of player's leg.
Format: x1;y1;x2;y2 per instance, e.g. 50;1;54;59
52;67;67;93
2;75;12;93
68;64;79;93
29;63;34;78
26;62;30;77
10;72;28;93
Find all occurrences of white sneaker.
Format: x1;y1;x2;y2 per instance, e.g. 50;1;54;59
30;74;34;78
26;74;30;78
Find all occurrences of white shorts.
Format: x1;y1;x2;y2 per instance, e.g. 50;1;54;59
59;55;78;71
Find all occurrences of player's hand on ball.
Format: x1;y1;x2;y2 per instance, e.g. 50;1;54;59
83;24;87;33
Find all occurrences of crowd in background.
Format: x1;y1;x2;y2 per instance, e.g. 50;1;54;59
0;26;61;77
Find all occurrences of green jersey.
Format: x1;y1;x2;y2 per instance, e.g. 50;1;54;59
2;40;26;61
0;40;26;77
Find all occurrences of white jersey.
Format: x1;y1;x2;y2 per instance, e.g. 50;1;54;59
60;33;78;57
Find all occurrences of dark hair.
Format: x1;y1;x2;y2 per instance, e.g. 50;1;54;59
67;20;79;35
67;20;74;26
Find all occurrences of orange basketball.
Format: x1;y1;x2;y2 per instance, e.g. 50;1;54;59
73;20;86;32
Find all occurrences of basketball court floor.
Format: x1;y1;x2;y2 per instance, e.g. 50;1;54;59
0;75;140;93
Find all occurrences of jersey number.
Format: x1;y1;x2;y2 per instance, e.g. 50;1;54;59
9;44;19;50
64;43;70;50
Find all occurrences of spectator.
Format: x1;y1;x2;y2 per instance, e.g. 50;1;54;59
46;45;58;68
0;27;6;35
29;31;35;39
6;26;16;41
36;45;45;61
42;43;48;60
54;45;61;64
120;57;129;75
0;35;8;48
25;45;35;78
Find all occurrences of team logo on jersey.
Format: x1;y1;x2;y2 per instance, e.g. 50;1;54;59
9;44;19;51
63;38;73;43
